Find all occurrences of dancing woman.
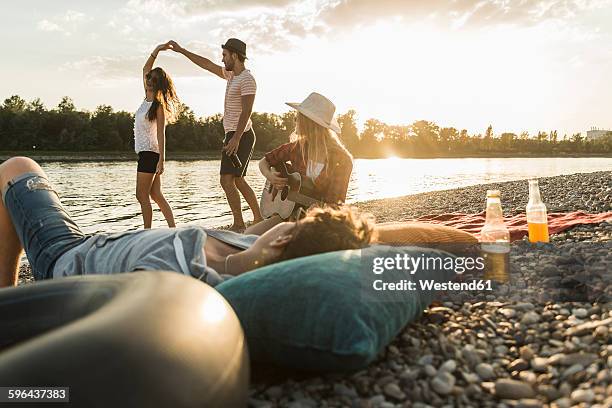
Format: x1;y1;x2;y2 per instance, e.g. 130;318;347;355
134;43;179;229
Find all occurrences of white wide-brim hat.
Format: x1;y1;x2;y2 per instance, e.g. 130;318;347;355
286;92;341;134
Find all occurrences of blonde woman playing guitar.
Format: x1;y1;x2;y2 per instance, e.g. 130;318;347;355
246;92;353;235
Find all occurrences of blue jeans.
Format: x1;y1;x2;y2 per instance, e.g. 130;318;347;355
1;172;88;280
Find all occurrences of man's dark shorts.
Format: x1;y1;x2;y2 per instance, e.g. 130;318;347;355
220;129;255;177
1;172;87;280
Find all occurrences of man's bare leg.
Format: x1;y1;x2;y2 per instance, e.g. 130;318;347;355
234;176;263;224
220;174;245;232
0;157;45;287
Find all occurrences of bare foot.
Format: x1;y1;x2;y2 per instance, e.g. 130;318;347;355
229;224;246;233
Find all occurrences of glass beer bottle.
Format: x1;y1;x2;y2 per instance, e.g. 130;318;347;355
480;190;510;283
526;178;549;243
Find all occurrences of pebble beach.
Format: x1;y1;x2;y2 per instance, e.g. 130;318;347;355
16;171;612;408
247;171;612;408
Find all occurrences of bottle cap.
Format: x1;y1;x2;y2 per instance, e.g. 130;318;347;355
486;189;501;198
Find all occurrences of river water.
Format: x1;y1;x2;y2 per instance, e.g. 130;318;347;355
36;157;611;233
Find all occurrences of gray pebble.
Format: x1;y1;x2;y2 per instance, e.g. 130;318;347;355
572;308;588;318
475;363;496;380
570;389;595;403
521;311;541;325
439;359;456;373
383;383;405;401
430;372;455;395
494;379;536;399
551;397;571;408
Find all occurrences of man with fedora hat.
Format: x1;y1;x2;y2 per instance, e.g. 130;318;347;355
168;38;263;232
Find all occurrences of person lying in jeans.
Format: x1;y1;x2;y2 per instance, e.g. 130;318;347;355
0;157;375;288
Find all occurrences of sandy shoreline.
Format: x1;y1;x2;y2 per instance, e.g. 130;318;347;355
13;171;612;407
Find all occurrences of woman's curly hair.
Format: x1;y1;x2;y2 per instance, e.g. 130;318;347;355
276;204;376;263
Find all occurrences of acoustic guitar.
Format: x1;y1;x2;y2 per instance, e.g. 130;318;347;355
260;162;320;220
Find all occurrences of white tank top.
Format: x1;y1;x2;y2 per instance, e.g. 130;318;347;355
133;99;159;153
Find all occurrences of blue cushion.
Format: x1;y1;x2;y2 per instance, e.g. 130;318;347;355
216;245;458;372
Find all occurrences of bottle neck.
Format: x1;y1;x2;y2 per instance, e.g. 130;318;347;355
485;198;504;224
528;181;542;204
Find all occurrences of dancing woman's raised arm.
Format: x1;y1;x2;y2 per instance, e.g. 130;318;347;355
168;40;225;79
143;43;169;93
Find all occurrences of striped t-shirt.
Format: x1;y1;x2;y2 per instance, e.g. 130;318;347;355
222;68;257;133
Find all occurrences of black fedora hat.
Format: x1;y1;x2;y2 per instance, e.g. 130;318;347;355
221;38;247;59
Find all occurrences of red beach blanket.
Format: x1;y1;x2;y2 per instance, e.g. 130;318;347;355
414;211;612;242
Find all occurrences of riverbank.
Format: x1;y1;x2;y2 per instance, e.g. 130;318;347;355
15;171;612;407
1;151;610;163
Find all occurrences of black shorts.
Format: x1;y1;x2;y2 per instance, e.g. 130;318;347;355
220;129;255;177
137;151;160;173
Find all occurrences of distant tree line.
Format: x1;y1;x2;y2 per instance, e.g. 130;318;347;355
1;95;610;157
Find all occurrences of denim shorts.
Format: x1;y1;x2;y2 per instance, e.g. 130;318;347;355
1;172;89;280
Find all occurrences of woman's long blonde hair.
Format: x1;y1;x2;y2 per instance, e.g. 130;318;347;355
291;113;351;172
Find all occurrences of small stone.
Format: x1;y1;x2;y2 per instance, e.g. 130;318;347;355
475;363;496;380
383;383;405;401
571;308;588;318
521;311;540;325
495;345;509;355
551;397;571;408
508;358;529;372
418;354;434;366
424;365;437;377
519;371;537;385
439;359;457;373
565;317;612;337
515;399;543;408
561;364;583;378
560;353;598;366
461;371;479;383
500;308;517;318
537;384;561;401
334;384;358;398
520;346;535;361
531;357;548;372
265;386;283;399
461;345;481;367
558;382;572;397
431;372;455;395
570;389;594;403
594;325;608;338
494;379;536;399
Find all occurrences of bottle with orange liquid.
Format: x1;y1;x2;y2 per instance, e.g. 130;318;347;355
526;178;549;243
480;190;510;283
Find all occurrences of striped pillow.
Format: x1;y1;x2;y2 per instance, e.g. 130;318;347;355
375;222;478;245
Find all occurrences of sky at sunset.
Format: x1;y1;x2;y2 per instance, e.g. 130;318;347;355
1;0;611;136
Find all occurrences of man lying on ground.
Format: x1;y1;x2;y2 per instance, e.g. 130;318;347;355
0;157;375;288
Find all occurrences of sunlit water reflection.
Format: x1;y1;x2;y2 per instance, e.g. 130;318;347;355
39;157;611;234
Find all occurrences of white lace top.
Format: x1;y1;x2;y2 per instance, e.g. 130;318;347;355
133;99;159;153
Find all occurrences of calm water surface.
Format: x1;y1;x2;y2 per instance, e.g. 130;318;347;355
39;157;611;234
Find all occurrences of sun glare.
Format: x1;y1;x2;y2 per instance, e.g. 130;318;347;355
200;294;228;324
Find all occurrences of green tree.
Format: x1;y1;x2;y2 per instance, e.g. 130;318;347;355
3;95;27;113
57;96;76;113
337;109;359;153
